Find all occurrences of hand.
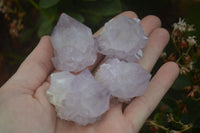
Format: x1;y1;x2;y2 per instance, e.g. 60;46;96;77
0;11;179;133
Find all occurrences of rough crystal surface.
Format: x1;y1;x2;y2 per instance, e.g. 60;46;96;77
48;13;151;125
95;58;151;100
95;15;148;62
47;69;110;125
51;13;97;72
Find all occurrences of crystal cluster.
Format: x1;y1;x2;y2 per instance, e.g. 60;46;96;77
51;13;97;72
47;69;110;125
95;15;148;62
95;58;151;101
47;13;150;125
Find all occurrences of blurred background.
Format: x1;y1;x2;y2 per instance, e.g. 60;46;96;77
0;0;200;132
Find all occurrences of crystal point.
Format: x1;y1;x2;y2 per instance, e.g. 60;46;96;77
51;13;97;72
47;69;110;125
95;58;151;100
95;15;148;62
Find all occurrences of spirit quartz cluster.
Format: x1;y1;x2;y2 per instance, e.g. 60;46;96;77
47;13;151;125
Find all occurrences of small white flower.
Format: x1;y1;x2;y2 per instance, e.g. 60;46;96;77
180;67;189;75
160;52;167;58
187;24;195;31
173;23;178;29
189;61;194;70
173;18;187;32
187;36;197;46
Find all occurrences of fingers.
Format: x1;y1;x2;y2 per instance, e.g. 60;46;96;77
124;62;179;132
99;102;123;124
138;28;170;72
95;102;129;133
141;15;161;37
34;82;52;108
88;11;138;72
137;15;164;72
3;36;54;91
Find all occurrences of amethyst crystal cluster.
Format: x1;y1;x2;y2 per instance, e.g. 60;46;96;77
47;69;110;125
95;15;148;62
46;13;151;125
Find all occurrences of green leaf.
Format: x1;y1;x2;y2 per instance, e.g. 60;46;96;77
153;113;165;124
162;97;178;111
81;0;96;1
0;52;25;65
39;0;60;8
67;13;85;23
84;12;102;26
187;3;200;38
81;0;122;16
19;28;35;43
36;7;58;37
171;74;192;90
120;0;169;17
37;20;53;37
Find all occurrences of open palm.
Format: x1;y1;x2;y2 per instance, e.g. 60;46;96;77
0;11;179;133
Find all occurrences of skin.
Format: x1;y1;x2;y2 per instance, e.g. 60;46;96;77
0;11;179;133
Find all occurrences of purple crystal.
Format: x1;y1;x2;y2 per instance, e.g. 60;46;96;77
47;69;110;125
48;13;151;125
51;13;97;72
95;58;151;101
95;15;148;62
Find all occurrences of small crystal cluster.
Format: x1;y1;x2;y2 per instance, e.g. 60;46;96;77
47;70;110;125
47;13;150;125
95;15;148;62
95;58;151;101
